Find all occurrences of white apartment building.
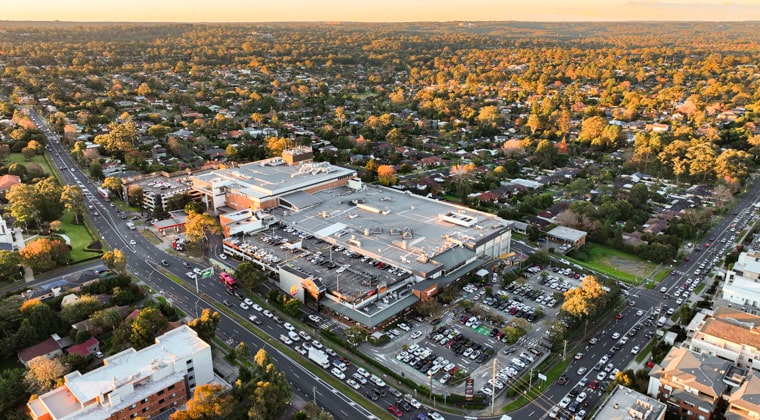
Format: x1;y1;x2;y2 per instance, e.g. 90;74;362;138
28;325;213;420
684;306;760;371
722;249;760;307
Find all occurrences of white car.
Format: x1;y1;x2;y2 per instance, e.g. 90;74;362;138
631;345;640;355
263;310;273;318
284;322;295;331
636;310;644;316
611;332;621;340
596;371;607;381
129;239;137;246
411;331;423;339
295;346;307;355
428;412;445;420
559;396;572;409
244;298;253;306
576;391;588;403
356;367;370;377
218;254;228;260
239;302;249;310
347;378;360;390
251;304;263;312
577;367;587;375
331;368;345;380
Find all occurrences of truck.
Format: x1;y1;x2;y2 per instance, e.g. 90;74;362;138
126;222;136;230
219;272;238;289
308;347;330;369
657;316;667;327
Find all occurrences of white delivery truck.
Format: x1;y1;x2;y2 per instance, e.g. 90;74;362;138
657;316;668;327
308;347;330;369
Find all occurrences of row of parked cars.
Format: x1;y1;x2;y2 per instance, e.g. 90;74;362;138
440;324;495;362
396;343;466;383
481;295;542;322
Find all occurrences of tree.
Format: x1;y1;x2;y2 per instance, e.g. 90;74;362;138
6;184;39;229
265;136;290;157
0;368;27;417
60;185;86;224
102;177;123;199
385;128;406;148
60;295;101;325
127;185;144;209
235;342;251;361
562;276;608;319
225;144;238;159
578;116;608;144
25;357;68;394
282;299;300;317
19;299;63;340
714;149;753;181
184;211;222;250
34;177;65;223
234;262;267;293
130;307;168;350
0;251;22;282
102;249;127;274
170;383;233;420
94;121;137;156
19;238;70;272
534;139;558;168
248;349;291;420
377;164;397;186
90;308;124;333
187;308;220;344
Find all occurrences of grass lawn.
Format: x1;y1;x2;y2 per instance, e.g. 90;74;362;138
694;283;706;294
501;355;571;412
635;340;656;363
58;212;99;262
568;244;658;284
8;153;53;175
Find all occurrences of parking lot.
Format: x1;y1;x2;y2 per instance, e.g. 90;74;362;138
372;262;588;398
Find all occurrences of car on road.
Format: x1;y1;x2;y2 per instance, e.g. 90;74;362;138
387;405;402;417
161;259;169;266
636;309;644;316
284;322;295;331
577;367;587;375
295;346;307;355
243;298;253;306
574;352;584;360
129;240;137;246
631;345;640;355
183;262;192;269
239;302;249;310
347;378;360;390
596;371;607;381
559;396;572;409
588;337;598;345
611;332;621;339
186;272;198;280
218;254;228;260
330;368;345;379
428;411;445;420
411;330;423;339
263;310;273;318
251;304;263;312
248;315;262;325
576;391;588;403
589;380;599;389
557;374;569;385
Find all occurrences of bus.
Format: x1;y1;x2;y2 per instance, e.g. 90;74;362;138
219;272;238;289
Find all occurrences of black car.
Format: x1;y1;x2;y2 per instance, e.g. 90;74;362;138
396;400;412;411
374;387;386;397
365;391;379;401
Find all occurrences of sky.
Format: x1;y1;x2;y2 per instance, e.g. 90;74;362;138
3;0;760;22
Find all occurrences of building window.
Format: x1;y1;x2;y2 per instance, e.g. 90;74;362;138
141;398;148;404
157;390;164;396
168;384;175;390
158;399;165;404
130;404;136;409
188;367;194;372
142;406;150;412
171;393;176;398
188;375;194;381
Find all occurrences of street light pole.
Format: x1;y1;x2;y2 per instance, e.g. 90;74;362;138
313;386;316;404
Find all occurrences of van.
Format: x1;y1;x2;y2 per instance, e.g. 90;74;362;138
657;316;667;327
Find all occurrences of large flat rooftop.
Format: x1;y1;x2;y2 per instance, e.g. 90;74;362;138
277;184;508;276
194;159;356;200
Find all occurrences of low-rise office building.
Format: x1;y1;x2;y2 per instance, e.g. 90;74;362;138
592;384;666;420
723;249;760;308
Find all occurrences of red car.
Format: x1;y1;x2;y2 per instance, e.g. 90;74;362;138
615;313;623;319
387;405;402;417
589;380;599;389
339;357;351;366
646;361;655;368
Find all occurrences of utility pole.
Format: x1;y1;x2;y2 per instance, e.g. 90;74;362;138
313;386;316;404
529;368;533;391
563;340;567;360
429;372;433;401
491;358;497;415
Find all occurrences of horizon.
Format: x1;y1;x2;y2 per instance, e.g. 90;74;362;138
3;0;760;23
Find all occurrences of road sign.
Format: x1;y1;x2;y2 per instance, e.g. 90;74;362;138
537;373;547;381
200;267;214;278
